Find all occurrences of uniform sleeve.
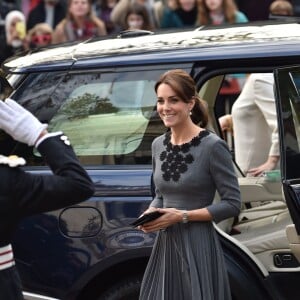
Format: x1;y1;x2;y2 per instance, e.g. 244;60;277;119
12;133;94;217
206;140;241;223
149;139;163;208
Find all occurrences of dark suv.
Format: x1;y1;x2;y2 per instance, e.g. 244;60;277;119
2;22;300;300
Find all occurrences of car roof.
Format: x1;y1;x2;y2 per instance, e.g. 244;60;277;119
4;22;300;72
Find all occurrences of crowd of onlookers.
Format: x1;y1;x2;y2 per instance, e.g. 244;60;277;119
0;0;296;64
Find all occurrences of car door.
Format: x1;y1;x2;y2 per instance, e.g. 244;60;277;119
274;66;300;262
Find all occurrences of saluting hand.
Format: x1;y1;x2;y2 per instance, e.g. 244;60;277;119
0;98;48;146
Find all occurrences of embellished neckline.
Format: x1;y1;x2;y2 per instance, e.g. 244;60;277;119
160;130;209;182
167;130;209;148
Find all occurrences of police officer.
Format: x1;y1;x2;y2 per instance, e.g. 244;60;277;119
0;98;95;300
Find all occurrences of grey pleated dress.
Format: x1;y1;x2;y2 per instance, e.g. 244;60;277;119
139;130;241;300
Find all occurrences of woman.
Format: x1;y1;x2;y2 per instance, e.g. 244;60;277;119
0;10;27;64
110;0;159;30
139;69;241;299
124;3;153;31
219;73;279;177
27;22;53;49
52;0;106;44
197;0;248;25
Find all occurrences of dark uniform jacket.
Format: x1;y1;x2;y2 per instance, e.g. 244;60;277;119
0;133;94;299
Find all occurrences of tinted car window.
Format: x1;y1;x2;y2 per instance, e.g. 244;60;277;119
12;68;192;165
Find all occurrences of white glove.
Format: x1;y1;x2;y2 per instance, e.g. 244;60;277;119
0;98;48;146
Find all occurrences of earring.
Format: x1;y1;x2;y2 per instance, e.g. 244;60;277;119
189;111;192;115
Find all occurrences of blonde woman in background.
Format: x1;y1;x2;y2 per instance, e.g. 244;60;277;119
52;0;106;44
27;23;53;49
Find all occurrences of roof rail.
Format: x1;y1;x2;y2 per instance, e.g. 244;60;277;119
117;29;154;38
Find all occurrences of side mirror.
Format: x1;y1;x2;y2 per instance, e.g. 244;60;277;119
0;69;13;99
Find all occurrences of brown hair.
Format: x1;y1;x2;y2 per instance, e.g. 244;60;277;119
155;69;208;127
197;0;238;25
67;0;96;21
125;3;153;31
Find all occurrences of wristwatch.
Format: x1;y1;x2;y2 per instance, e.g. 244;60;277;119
182;210;189;223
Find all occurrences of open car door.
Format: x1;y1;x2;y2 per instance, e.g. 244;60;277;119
274;66;300;262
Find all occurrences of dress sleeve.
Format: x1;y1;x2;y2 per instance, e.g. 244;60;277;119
12;134;95;217
206;139;241;223
149;139;163;208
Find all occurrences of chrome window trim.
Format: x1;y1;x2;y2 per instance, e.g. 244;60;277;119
23;292;59;300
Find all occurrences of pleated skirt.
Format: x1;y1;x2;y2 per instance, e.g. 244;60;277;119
139;222;231;300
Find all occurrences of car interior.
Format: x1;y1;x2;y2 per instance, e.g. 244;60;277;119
200;72;300;273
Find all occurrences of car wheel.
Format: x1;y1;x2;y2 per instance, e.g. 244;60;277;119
97;276;142;300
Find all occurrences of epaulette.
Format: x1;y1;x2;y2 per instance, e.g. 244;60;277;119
0;155;26;167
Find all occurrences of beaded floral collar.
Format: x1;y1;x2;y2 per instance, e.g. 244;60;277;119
160;130;210;182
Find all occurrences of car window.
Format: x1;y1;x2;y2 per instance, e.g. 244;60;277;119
12;67;192;166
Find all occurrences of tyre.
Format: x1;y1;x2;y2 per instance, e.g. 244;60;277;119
97;276;142;300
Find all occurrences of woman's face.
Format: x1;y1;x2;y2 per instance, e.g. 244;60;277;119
127;13;144;30
179;0;196;12
9;17;23;35
69;0;90;18
205;0;223;12
8;16;26;47
156;83;193;129
31;32;52;47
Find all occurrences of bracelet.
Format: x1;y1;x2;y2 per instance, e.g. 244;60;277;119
182;210;189;223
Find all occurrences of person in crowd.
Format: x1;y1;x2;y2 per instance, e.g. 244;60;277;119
197;0;248;25
52;0;107;44
219;73;279;177
27;22;53;49
110;0;160;30
235;0;273;21
138;69;241;300
269;0;294;16
0;98;94;300
124;3;154;30
160;0;198;29
93;0;120;34
0;10;28;65
21;0;42;19
26;0;67;31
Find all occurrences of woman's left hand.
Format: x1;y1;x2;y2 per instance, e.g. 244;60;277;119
139;208;182;233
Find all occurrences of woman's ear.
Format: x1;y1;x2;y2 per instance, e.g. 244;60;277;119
189;97;196;111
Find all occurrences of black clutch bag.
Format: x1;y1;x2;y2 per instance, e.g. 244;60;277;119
130;211;163;227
